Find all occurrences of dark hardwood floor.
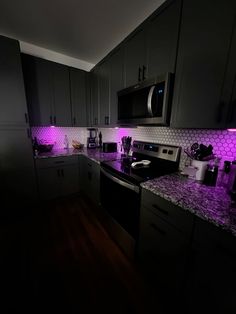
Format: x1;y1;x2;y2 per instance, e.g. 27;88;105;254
0;194;165;314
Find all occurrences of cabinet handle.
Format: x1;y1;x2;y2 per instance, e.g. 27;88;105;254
50;115;53;125
54;116;57;125
26;128;31;138
24;113;29;123
105;116;109;125
152;204;169;216
57;169;60;177
73;117;76;126
227;99;236;124
142;65;146;81
94;118;98;125
150;223;166;236
216;101;225;123
61;169;64;177
138;67;141;82
88;171;92;181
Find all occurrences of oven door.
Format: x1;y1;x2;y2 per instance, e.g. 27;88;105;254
100;167;140;256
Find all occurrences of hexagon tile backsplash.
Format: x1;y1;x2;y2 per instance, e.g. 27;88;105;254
32;126;236;170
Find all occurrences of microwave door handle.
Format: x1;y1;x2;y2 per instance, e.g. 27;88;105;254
147;86;156;116
101;168;140;193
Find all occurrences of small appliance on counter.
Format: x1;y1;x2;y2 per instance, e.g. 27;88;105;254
87;128;97;148
102;142;117;153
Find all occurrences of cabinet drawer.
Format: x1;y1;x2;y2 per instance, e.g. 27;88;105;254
139;206;189;258
36;155;78;169
141;188;194;238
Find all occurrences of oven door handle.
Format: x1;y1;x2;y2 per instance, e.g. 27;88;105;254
101;168;140;194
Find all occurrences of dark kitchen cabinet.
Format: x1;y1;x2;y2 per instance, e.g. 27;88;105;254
124;28;146;87
70;68;88;127
139;189;194;306
183;218;236;313
0;127;37;210
146;0;181;78
52;62;71;126
222;20;236;129
79;155;100;206
99;60;110;126
22;54;72;126
90;68;99;126
171;0;236;128
0;36;29;127
0;35;36;212
36;156;79;200
110;47;125;125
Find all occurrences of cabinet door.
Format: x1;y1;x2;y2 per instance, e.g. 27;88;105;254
0;127;37;208
90;69;99;126
110;48;124;125
60;164;79;196
146;0;181;78
70;68;88;127
53;63;72;126
124;29;146;87
37;167;60;200
22;54;54;126
171;0;236;128
184;218;236;313
99;60;110;126
223;21;236;128
0;36;28;126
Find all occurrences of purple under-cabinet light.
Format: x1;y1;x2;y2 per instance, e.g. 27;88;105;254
227;129;236;132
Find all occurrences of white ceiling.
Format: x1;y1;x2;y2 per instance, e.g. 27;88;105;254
0;0;166;67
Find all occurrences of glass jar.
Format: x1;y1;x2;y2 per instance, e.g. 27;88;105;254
203;158;220;186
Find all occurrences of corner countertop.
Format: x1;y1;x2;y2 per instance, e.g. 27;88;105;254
34;148;121;164
141;173;236;236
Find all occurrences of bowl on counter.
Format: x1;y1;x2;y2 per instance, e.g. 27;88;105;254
37;144;54;153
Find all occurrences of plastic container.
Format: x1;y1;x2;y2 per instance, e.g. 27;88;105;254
191;159;208;181
64;135;69;149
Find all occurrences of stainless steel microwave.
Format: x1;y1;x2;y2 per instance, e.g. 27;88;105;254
117;73;174;125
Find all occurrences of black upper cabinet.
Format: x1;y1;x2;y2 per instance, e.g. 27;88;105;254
0;36;28;126
52;63;71;126
222;21;236;129
99;59;110;125
124;29;146;87
22;54;72;126
171;0;236;128
70;68;88;127
110;47;125;125
146;0;181;78
90;68;99;126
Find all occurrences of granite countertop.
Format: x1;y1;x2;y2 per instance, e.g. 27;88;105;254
141;173;236;236
35;148;121;164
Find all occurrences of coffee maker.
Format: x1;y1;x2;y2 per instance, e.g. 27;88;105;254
87;128;97;148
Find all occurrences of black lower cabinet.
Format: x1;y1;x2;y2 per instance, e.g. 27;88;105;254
183;218;236;314
138;189;236;313
35;156;79;200
138;189;194;312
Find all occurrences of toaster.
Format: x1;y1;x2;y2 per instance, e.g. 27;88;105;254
102;142;117;153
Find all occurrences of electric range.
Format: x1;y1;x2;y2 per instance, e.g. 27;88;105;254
100;140;181;258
